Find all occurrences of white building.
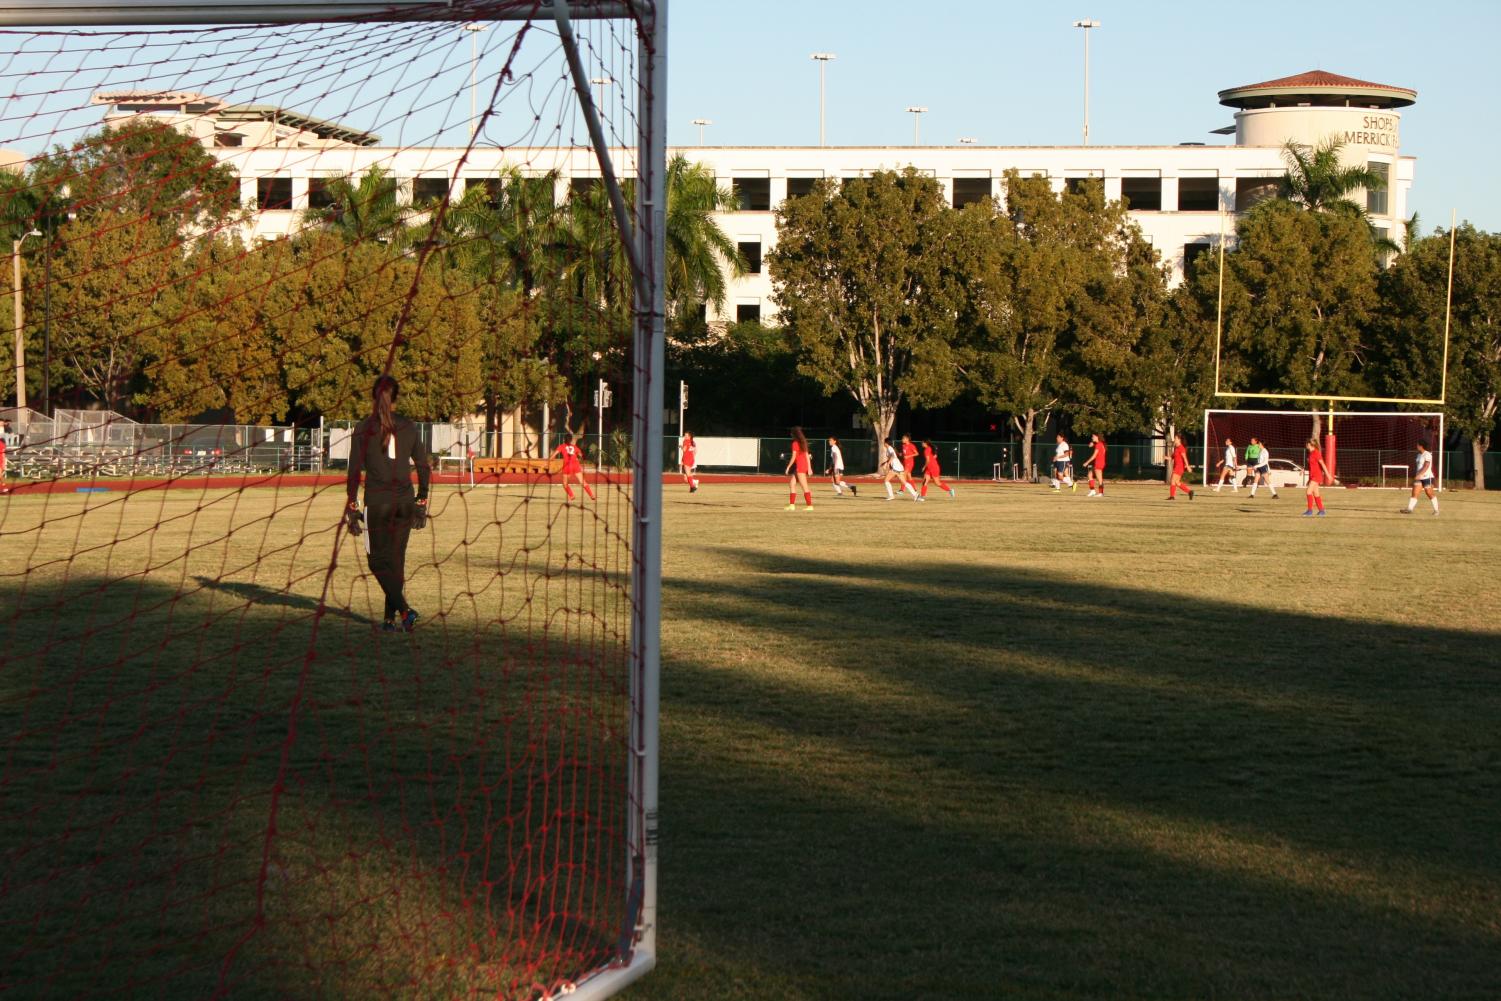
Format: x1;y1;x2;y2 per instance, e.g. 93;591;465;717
99;69;1418;325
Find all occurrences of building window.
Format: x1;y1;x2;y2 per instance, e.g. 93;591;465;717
732;177;771;211
736;302;761;324
569;176;601;200
1177;177;1219;211
1120;177;1162;212
307;177;336;210
256;177;292;211
737;241;762;274
1235;177;1278;212
1183;243;1212;275
1064;177;1102;201
1366;161;1389;215
785;177;819;200
952;177;992;209
412;177;449;204
213;132;243;148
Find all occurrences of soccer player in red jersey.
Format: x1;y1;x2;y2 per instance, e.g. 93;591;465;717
679;431;700;493
1302;437;1337;517
784;426;814;510
1167;433;1195;500
0;422;8;495
554;432;596;502
1086;433;1107;497
901;434;919;483
918;440;955;499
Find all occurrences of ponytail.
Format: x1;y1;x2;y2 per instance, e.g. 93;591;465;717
373;375;399;447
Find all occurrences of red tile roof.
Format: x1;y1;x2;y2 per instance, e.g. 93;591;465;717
1227;70;1411;93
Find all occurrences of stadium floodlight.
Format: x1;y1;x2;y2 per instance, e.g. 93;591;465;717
810;53;836;146
1073;18;1100;144
0;3;665;1000
462;22;486;139
691;117;712;144
905;106;928;145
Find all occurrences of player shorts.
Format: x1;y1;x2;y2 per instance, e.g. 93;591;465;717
1416;476;1433;487
1255;464;1270;477
1053;460;1070;474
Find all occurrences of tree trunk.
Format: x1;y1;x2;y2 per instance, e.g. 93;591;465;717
875;401;897;468
1163;420;1175;485
1474;436;1490;491
1017;409;1036;481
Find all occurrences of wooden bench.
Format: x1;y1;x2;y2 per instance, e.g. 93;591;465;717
472;457;564;476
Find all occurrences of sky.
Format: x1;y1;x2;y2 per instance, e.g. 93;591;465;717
665;0;1501;233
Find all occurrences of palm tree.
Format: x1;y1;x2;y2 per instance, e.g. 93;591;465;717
663;154;743;320
1277;138;1387;214
302;165;411;244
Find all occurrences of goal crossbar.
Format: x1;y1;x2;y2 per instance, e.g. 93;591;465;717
0;0;639;26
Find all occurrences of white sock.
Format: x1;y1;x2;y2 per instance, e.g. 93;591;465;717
1407;497;1418;511
1431;496;1439;512
885;483;894;499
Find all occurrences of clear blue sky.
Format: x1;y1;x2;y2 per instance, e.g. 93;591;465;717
666;0;1501;233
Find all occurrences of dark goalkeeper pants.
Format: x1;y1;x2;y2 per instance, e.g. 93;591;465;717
365;494;416;621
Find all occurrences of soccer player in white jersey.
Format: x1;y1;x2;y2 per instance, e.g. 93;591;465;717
1212;438;1240;492
1050;434;1074;492
880;439;919;501
1245;436;1278;499
1401;441;1439;515
827;435;856;497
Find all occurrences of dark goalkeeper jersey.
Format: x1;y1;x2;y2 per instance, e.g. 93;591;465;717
346;415;431;504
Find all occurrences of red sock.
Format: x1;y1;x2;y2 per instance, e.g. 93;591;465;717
564;484;576;500
803;492;812;506
1170;483;1178;497
789;491;796;503
938;480;950;491
1306;496;1314;510
1316;496;1324;512
583;483;596;500
920;484;928;497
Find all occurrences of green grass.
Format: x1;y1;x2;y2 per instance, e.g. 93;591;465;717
2;479;1499;999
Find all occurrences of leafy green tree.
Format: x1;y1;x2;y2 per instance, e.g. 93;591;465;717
48;213;179;412
768;168;964;444
956;173;1161;473
1213;199;1382;405
263;233;484;420
138;233;288;423
1376;225;1501;487
37;118;239;229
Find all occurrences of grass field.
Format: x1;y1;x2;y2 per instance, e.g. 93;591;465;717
3;478;1499;999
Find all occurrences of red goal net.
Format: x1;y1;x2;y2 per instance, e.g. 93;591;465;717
1204;409;1444;487
0;4;661;998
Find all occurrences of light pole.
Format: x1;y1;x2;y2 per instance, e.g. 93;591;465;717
589;75;614;112
12;228;41;415
1073;18;1100;145
691;118;712;145
810;53;835;146
905;106;928;146
463;23;487;140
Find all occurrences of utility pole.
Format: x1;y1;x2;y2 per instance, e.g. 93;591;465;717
1073;18;1101;145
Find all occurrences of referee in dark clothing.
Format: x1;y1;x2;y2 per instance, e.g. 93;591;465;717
345;375;431;632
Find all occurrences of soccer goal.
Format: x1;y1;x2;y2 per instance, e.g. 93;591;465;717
1203;409;1444;489
0;3;663;999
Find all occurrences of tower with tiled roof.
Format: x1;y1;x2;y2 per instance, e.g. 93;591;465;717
1218;71;1416;238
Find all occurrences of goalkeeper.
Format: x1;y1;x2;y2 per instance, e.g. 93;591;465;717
345;375;431;632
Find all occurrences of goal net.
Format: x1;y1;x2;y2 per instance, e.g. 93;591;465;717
1203;409;1444;488
0;3;662;999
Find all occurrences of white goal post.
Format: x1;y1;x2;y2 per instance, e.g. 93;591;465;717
1202;409;1445;490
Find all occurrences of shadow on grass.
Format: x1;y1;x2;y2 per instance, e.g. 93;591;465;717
0;574;634;1001
639;548;1501;1001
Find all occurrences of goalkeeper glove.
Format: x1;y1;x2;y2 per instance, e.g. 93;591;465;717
414;499;428;530
344;504;363;537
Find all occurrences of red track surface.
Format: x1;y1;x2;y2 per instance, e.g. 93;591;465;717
1;471;1003;495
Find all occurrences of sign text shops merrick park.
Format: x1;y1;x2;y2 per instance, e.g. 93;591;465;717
1339;114;1398;149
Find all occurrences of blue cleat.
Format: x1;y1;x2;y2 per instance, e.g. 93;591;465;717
401;609;419;632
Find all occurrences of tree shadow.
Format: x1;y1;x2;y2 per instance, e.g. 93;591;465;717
0;574;634;1000
633;548;1501;1000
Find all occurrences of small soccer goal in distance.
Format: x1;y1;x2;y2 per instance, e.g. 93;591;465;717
1203;410;1444;489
